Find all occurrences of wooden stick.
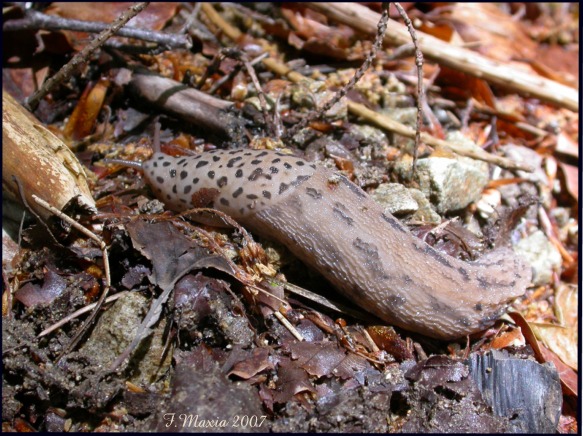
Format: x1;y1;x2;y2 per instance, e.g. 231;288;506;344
306;2;578;112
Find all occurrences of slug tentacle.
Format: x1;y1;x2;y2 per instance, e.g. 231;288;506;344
137;148;531;340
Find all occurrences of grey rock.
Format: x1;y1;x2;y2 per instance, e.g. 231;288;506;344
514;230;562;286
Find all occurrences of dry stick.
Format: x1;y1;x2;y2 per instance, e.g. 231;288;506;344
26;2;150;111
38;292;128;338
274;311;304;341
31;195;112;361
306;2;578;112
263;57;533;172
392;2;424;176
284;3;390;140
4;8;191;49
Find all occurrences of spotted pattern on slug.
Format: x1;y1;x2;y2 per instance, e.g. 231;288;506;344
142;149;317;220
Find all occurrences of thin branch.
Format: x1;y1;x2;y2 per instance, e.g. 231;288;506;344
26;2;150;110
4;8;190;49
392;2;425;177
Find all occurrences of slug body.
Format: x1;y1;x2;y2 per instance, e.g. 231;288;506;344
142;149;531;340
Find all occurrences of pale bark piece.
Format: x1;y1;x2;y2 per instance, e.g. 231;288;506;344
2;90;96;221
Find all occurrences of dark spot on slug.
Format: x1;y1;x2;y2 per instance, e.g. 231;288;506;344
235;169;243;178
172;185;177;194
352;238;390;280
477;276;491;289
262;190;271;199
170;169;176;178
305;187;322;199
257;151;268;157
474;303;483;311
212;156;220;162
227;156;243;168
219;198;229;206
296;160;305;166
184;185;192;194
156;176;164;184
157;155;165;160
163;161;171;167
381;213;407;233
339;175;366;198
332;203;354;226
283;163;292;169
272;158;281;163
177;158;186;165
457;317;472;327
269;166;279;174
458;267;471;282
251;159;262;165
247;194;258;200
388;295;407;307
248;168;264;181
196;160;209;168
233;187;243;198
192;177;199;184
153;162;158;168
207;170;215;179
180;171;188;180
217;176;228;188
291;175;310;187
402;274;413;284
279;182;289;194
414;243;454;269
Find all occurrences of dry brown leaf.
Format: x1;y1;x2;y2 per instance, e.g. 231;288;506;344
63;78;109;141
445;3;537;62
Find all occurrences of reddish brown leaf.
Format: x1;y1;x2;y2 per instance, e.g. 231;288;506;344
63;78;109;141
228;348;274;380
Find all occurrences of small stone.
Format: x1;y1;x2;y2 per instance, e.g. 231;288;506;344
372;183;419;216
514;230;562;286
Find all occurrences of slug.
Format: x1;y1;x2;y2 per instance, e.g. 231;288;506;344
127;148;531;340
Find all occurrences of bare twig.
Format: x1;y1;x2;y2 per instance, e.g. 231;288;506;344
4;8;191;49
392;2;424;176
26;2;150;110
38;292;128;338
274;311;304;341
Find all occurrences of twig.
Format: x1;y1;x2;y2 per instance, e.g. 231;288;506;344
37;292;128;338
4;8;190;49
31;194;112;361
392;2;424;176
26;2;150;110
274;311;304;341
221;48;275;138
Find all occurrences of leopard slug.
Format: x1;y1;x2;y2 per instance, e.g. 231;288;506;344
128;148;531;340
